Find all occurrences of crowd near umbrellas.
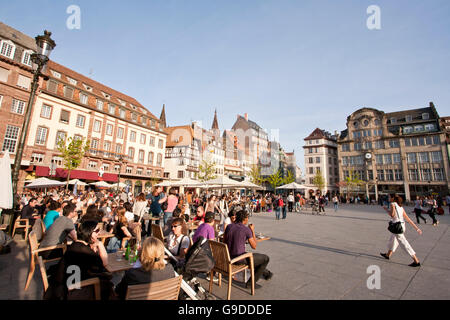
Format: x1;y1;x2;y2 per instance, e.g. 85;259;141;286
68;179;87;186
25;177;66;189
89;181;112;188
169;177;202;187
0;152;13;209
276;182;308;190
111;182;127;189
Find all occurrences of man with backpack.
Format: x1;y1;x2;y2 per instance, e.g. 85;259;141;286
274;195;283;220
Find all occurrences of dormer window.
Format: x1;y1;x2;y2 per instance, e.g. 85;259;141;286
21;50;33;66
67;77;77;86
119;108;126;118
96;99;104;111
101;92;111;100
131;104;137;110
422;113;429;120
0;40;16;59
82;83;93;92
80;93;88;104
405;115;412;122
390;117;397;124
117;98;126;106
50;70;61;79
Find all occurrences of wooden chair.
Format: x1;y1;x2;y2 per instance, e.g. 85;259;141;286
12;217;31;241
24;231;67;291
67;277;101;300
208;240;255;300
151;224;165;243
125;275;183;300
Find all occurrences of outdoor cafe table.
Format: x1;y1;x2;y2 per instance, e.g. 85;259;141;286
105;253;134;273
97;230;114;244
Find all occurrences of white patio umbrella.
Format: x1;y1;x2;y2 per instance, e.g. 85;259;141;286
0;152;13;209
170;177;202;187
238;181;264;189
276;182;308;190
203;176;245;188
155;180;173;187
25;177;66;189
68;179;87;186
110;182;127;188
89;181;113;188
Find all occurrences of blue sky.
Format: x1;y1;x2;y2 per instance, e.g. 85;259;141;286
2;0;450;173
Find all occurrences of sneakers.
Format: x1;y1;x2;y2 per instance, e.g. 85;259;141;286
262;270;273;281
380;253;390;260
206;275;219;283
408;262;421;267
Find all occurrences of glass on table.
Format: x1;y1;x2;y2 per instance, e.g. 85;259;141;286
116;250;124;261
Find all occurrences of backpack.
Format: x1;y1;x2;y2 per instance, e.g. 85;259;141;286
182;236;215;278
278;199;284;207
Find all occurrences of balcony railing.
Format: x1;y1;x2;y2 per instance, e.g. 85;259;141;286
88;149;132;162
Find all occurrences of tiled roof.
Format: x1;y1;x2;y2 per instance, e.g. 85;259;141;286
0;21;37;50
164;125;193;147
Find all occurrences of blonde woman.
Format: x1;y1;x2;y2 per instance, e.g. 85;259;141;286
115;237;175;299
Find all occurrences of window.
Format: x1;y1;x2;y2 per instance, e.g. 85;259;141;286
79;93;88;105
418;152;429;163
394;169;403;181
363;141;372;150
128;147;135;158
422;113;429;120
386;169;394;181
76;115;85;128
0;40;15;59
374;140;384;149
106;124;113;136
377;170;385;181
2;125;20;152
403;126;413;134
433;168;444;181
114;165;121;172
148;152;154;165
147;169;153;176
82;84;93;92
407;153;416;164
151;119;156;129
405;115;412;122
93;120;101;132
149;136;155;146
383;154;392;164
17;75;31;89
88;161;97;169
156;153;162;166
414;125;424;132
22;50;33;66
41;104;52;119
422;168;431;181
376;154;383;165
341;144;350;152
432;136;439;145
373;129;382;136
64;86;74;99
424;124;435;131
0;95;3;108
389;139;399;148
408;169;418;181
60;110;70;124
126;167;133;174
45;79;57;93
342;157;348;166
11;99;26;114
316;157;320;163
91;139;99;153
138;150;145;162
131;113;137;122
50;70;61;79
30;153;44;163
130;131;136;142
55;131;66;147
0;66;9;82
308;157;313;164
140;134;146;144
103;164;110;172
67;77;77;86
390;118;396;124
108;104;115;115
316;167;321;173
35;126;48;145
115;144;122;155
431;151;442;163
119;109;126;118
393;153;401;164
101;92;111;100
354;143;361;151
117;127;124;139
137;168;143;175
103;141;111;152
96;99;104;111
51;156;63;166
178;171;184;179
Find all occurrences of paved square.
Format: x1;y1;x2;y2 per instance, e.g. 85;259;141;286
1;204;449;300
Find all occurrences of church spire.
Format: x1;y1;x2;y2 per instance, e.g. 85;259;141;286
160;104;166;128
211;109;219;130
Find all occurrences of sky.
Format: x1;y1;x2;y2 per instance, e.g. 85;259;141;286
2;0;450;173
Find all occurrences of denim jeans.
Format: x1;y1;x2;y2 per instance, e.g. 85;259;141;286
275;208;282;220
106;237;122;253
163;212;173;227
334;203;338;212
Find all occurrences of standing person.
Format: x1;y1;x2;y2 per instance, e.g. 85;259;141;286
218;195;229;225
273;195;282;220
287;193;294;212
425;196;439;226
332;195;339;212
380;195;422;267
318;196;326;213
224;210;272;288
164;189;179;227
133;193;148;235
282;194;288;219
413;196;427;224
150;186;167;226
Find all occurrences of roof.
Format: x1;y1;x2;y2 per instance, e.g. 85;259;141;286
304;128;337;141
0;21;37;51
44;60;160;122
164;125;194;147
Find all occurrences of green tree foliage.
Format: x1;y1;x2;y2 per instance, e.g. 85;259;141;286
196;159;217;182
57;136;90;190
343;169;364;198
312;171;326;193
249;164;266;186
266;169;284;191
282;170;295;185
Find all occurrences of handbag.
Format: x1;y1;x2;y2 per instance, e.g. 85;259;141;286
387;204;404;234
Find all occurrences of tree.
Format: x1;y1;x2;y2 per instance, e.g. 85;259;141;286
282;170;295;185
57;136;90;190
312;171;326;194
343;169;364;199
266;169;284;191
196;159;217;182
248;164;266;186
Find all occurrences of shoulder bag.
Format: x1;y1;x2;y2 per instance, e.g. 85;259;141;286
388;204;404;234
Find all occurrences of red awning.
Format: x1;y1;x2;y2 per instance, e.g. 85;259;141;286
35;166;118;182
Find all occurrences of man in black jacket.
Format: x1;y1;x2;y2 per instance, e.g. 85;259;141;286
20;198;39;226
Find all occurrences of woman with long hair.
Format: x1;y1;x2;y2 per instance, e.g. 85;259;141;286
380;195;422;267
164;188;179;227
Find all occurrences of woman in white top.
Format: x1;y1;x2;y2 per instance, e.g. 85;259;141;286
380;195;422;267
167;217;190;261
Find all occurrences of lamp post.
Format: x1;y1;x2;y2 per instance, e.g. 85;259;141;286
11;31;56;205
117;155;124;194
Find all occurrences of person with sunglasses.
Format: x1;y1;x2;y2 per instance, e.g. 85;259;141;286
167;218;190;261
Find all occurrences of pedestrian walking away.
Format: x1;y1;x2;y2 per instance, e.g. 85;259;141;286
332;195;339;212
380;195;422;267
413;196;427;224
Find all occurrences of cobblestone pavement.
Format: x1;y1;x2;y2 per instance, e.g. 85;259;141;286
1;204;449;300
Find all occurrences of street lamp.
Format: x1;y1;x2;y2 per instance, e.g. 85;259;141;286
11;31;56;205
117;155;124;194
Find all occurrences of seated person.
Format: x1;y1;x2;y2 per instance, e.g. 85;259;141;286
80;205;103;223
20;197;39;227
39;204;78;259
106;207;133;253
43;200;62;230
182;203;191;223
192;206;205;225
192;212;216;243
124;202;141;243
166;218;190;262
163;208;188;237
220;210;237;235
224;210;273;288
115;237;175;299
46;220;113;300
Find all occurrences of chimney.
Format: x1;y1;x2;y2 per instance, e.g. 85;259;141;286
244;113;248;121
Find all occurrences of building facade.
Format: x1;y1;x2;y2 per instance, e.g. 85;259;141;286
303;128;339;198
337;104;449;201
